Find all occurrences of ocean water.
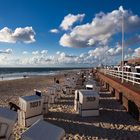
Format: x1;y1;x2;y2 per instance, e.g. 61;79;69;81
0;67;82;81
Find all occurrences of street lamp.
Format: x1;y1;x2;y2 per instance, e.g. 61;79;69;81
121;10;124;83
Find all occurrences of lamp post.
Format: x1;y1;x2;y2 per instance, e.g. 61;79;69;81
104;49;109;74
121;11;124;83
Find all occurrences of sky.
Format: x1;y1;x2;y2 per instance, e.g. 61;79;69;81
0;0;140;67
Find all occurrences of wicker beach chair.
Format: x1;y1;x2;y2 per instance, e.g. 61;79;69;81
21;120;65;140
0;107;17;140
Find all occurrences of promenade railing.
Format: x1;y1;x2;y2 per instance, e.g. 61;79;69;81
100;69;140;85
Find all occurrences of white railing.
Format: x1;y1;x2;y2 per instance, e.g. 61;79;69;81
101;69;140;85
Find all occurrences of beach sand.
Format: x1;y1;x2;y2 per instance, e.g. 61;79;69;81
0;71;140;140
0;73;64;107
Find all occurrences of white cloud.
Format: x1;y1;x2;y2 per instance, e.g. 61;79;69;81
125;54;131;59
22;51;28;54
0;46;139;66
49;29;59;33
108;43;122;56
133;47;140;57
0;56;10;65
17;48;122;66
32;50;48;56
0;28;15;43
88;46;108;59
60;6;140;48
32;51;39;55
0;49;90;66
41;50;48;55
55;52;78;64
26;50;49;65
124;47;137;60
60;13;85;30
79;53;88;58
0;48;12;54
56;51;60;55
87;44;124;65
0;27;35;43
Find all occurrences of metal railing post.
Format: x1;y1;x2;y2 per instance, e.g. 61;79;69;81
133;73;135;85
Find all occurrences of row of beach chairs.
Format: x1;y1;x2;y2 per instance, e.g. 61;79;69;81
74;71;100;117
0;72;83;140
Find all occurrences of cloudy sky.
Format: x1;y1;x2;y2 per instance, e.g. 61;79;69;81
0;0;140;67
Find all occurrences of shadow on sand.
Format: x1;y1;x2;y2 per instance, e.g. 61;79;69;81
45;88;140;139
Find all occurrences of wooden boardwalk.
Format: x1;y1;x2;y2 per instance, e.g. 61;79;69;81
97;72;140;121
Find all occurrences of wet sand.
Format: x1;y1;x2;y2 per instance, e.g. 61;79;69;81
0;71;140;140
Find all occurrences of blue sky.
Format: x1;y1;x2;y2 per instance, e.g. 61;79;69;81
0;0;140;67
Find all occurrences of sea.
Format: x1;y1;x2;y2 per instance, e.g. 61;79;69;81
0;67;84;81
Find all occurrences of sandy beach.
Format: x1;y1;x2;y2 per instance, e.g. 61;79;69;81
0;70;140;140
0;73;65;107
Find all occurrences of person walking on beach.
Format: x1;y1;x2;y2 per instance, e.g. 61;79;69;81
54;77;56;84
54;77;59;84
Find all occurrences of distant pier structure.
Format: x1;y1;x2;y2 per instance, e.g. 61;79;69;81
94;69;140;121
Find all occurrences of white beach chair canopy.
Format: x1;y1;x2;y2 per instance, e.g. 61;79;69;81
21;120;65;140
0;107;17;139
